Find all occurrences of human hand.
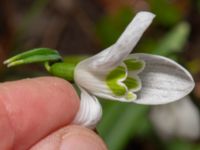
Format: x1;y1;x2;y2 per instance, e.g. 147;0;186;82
0;77;107;150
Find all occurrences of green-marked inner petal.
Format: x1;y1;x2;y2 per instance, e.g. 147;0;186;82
106;66;127;96
124;58;145;72
125;92;137;100
124;76;140;91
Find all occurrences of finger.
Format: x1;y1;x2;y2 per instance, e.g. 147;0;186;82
0;77;79;150
30;125;107;150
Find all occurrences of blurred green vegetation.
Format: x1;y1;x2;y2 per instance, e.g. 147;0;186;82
148;0;182;26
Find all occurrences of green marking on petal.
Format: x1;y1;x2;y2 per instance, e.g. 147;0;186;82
125;92;137;100
124;58;145;72
106;66;127;96
124;76;140;91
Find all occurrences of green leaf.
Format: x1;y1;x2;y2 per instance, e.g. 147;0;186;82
96;8;134;47
98;102;149;150
149;0;182;26
4;48;62;67
186;59;200;74
98;102;128;137
166;139;198;150
153;22;190;56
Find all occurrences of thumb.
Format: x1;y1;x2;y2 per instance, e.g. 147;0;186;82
30;125;107;150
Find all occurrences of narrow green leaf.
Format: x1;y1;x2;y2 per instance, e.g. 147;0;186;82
4;48;62;67
166;139;197;150
98;103;149;150
149;0;182;26
153;22;190;56
98;102;128;137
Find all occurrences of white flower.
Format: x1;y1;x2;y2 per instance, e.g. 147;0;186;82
150;96;200;140
72;11;195;129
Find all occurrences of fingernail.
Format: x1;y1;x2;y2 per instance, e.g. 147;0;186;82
60;133;106;150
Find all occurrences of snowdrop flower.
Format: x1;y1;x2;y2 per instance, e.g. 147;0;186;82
150;96;200;140
72;11;194;128
4;11;195;129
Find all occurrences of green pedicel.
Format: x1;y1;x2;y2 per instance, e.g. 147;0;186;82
46;62;76;82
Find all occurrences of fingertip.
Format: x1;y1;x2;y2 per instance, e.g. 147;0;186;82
32;76;80;115
30;125;107;150
0;77;80;150
60;125;107;150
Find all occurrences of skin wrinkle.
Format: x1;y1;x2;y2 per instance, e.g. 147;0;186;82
60;126;107;150
33;126;64;150
61;133;105;150
47;127;82;150
0;86;16;149
30;126;107;150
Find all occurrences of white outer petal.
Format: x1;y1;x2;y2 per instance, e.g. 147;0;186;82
150;96;200;140
115;12;155;56
72;88;102;129
83;11;155;72
130;53;195;105
74;12;155;103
